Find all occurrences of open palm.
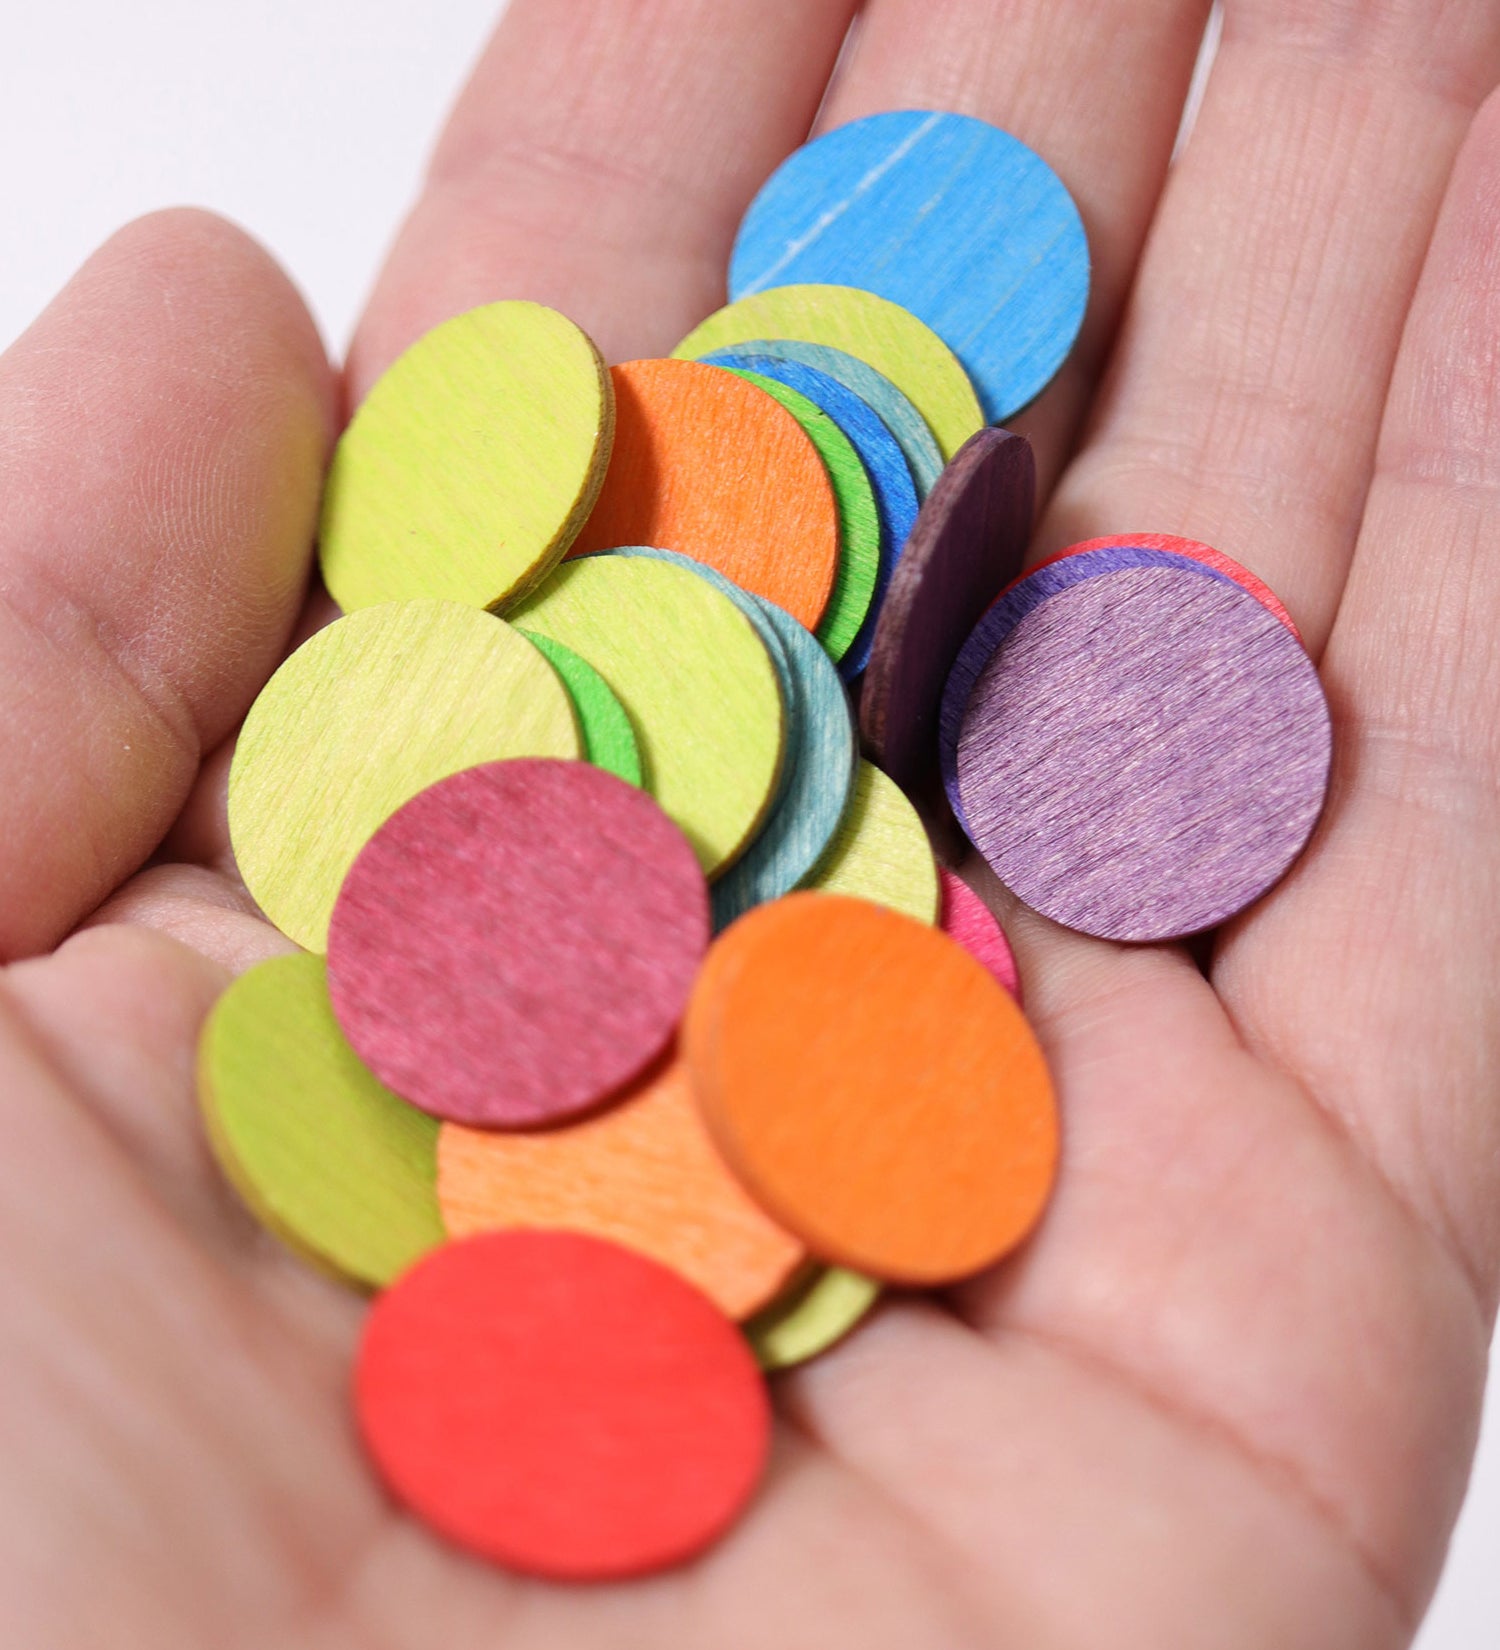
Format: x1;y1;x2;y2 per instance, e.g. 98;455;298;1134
4;2;1499;1644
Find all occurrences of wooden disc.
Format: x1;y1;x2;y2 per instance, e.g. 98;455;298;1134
514;554;784;877
685;892;1058;1284
730;113;1088;424
712;597;857;930
437;1052;805;1320
744;1266;881;1372
802;759;937;925
229;601;580;951
319;302;612;613
955;563;1332;941
674;285;982;461
198;953;444;1288
327;760;708;1127
356;1231;770;1580
566;359;838;630
862;428;1034;794
939;869;1019;1000
524;632;642;786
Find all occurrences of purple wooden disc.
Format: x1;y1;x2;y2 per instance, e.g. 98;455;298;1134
955;563;1331;942
860;427;1033;792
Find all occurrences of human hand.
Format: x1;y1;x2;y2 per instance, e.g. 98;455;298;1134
3;3;1499;1645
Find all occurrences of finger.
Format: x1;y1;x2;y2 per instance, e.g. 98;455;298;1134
84;865;296;976
817;0;1215;486
351;0;860;394
1213;89;1500;1299
1047;0;1500;648
0;209;334;961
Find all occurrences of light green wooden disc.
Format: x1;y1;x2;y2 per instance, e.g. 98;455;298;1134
524;632;642;786
727;369;879;665
319;301;613;613
674;285;983;462
745;1266;882;1372
198;953;445;1289
229;600;580;950
513;554;783;877
801;758;938;923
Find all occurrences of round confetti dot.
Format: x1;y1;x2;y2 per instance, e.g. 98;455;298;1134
956;563;1332;941
438;1053;805;1320
229;601;580;951
685;893;1057;1284
938;869;1020;1000
327;760;709;1128
724;368;880;669
713;597;857;930
523;632;641;786
356;1231;770;1580
567;358;838;630
674;285;982;461
744;1266;881;1373
199;954;444;1288
514;554;785;877
319;302;612;613
730;112;1089;424
803;759;937;924
863;428;1034;795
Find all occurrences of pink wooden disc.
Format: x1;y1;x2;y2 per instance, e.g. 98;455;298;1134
327;760;709;1127
938;868;1020;1000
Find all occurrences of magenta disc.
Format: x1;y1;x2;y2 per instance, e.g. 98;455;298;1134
327;759;709;1126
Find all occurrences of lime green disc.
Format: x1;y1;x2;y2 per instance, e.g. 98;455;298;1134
802;758;938;923
524;632;642;786
745;1266;881;1371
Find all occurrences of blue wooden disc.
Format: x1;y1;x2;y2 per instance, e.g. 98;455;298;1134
730;111;1090;425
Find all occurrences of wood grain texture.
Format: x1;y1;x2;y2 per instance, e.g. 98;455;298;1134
513;554;784;878
862;427;1034;795
730;112;1089;424
228;600;580;951
673;285;982;461
939;868;1020;1001
327;760;708;1128
956;564;1333;941
712;596;857;930
437;1052;805;1321
708;352;920;678
684;892;1058;1284
319;301;612;612
356;1231;770;1581
567;359;838;630
802;758;938;925
523;631;641;786
198;953;444;1289
743;1265;880;1372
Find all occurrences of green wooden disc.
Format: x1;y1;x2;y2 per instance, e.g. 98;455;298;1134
801;758;938;923
524;632;642;786
744;1266;881;1371
198;953;445;1289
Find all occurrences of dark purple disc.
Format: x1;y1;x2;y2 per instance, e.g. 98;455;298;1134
955;563;1331;942
860;427;1033;792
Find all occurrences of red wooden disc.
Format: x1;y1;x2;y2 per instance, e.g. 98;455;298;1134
356;1231;771;1579
327;759;708;1127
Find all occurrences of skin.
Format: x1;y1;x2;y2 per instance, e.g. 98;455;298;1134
1;0;1498;1643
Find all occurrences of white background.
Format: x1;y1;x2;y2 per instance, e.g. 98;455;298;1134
0;5;1494;1643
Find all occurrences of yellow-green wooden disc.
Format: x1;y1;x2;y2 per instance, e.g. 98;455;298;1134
229;600;580;951
745;1266;882;1371
675;286;983;462
513;554;783;877
198;953;445;1289
319;301;613;612
801;758;938;922
524;632;642;787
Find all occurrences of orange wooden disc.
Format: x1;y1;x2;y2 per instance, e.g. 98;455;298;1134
685;892;1057;1284
567;359;839;630
436;1053;805;1320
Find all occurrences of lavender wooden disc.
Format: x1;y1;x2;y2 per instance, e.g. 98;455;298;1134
955;563;1331;942
860;428;1034;793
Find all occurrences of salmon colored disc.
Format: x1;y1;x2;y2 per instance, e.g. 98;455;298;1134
437;1053;806;1320
685;892;1057;1285
567;359;839;630
356;1231;770;1580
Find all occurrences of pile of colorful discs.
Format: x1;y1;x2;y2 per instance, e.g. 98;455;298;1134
197;108;1329;1581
